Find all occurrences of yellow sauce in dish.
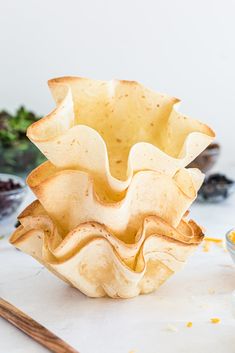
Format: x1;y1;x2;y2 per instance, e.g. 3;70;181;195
229;231;235;244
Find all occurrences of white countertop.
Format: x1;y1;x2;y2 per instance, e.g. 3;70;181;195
1;188;235;353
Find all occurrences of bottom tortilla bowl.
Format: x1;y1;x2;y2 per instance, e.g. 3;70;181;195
10;201;203;298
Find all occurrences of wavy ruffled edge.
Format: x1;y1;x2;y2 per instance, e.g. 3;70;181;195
10;200;204;298
26;163;204;236
27;77;215;192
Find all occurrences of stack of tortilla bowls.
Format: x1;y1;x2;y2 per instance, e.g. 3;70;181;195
10;77;215;298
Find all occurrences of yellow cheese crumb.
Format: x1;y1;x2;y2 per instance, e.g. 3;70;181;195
204;237;223;243
186;322;193;328
166;324;178;332
210;318;221;324
203;241;210;252
203;237;224;252
208;288;216;295
229;231;235;244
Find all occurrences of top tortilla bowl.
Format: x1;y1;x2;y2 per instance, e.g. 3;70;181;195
27;77;215;192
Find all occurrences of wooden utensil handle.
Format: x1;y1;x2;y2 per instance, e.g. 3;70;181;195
0;298;79;353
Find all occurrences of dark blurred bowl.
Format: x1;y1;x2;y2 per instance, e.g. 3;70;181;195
197;173;235;203
0;173;27;221
188;143;220;173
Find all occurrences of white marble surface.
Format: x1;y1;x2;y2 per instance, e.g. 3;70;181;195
1;190;235;353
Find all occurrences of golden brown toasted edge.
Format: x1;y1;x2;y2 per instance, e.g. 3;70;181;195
10;197;204;255
17;199;45;219
142;215;204;245
188;219;204;243
26;161;58;188
26;162;201;214
48;76;177;95
48;76;101;84
26;82;73;142
185;116;215;139
9;200;46;245
10;228;194;279
47;215;203;260
10;228;38;246
28;76;182;143
202;121;215;138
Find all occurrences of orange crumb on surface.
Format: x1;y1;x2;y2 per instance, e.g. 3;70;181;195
203;241;210;252
210;318;221;324
186;322;193;328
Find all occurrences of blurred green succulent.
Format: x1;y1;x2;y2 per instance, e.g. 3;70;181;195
0;107;46;175
0;106;40;144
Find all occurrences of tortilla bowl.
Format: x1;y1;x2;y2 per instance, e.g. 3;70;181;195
27;77;215;193
26;163;204;239
10;200;204;298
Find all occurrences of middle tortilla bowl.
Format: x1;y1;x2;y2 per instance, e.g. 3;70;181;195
25;161;204;240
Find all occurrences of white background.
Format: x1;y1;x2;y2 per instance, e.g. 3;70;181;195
1;3;235;352
0;0;235;166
